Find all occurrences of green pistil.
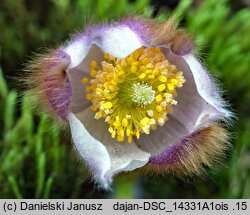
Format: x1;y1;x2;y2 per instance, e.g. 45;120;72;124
131;82;155;106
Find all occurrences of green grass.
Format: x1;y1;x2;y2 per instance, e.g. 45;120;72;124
0;0;250;198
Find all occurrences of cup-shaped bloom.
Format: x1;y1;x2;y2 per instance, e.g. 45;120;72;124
28;17;233;189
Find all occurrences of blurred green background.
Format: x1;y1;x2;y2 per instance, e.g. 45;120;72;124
0;0;250;198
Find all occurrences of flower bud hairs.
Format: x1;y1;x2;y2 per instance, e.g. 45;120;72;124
26;16;233;189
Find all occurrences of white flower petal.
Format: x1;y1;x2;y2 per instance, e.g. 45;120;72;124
105;139;150;174
67;66;91;114
63;38;89;69
91;25;142;59
63;25;142;69
69;109;150;189
138;50;206;155
183;54;232;120
68;113;112;189
137;49;232;155
165;50;232;127
136;115;190;156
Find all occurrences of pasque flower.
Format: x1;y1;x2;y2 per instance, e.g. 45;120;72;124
28;17;233;189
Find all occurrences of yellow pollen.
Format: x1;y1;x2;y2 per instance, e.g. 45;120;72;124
140;117;150;126
128;135;132;143
159;75;167;82
141;57;150;64
153;69;159;76
147;110;154;117
122;118;129;127
148;75;155;79
90;61;97;68
126;128;131;136
158;117;165;126
167;83;174;91
156;105;163;112
82;77;89;84
83;47;185;143
139;73;146;79
131;65;137;72
171;79;179;85
90;70;97;77
86;94;93;100
171;100;178;105
155;94;163;102
102;102;112;109
158;84;166;92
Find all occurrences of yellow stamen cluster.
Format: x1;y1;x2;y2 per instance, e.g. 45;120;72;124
82;47;185;143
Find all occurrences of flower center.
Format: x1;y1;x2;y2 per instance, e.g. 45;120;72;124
131;82;155;106
82;47;185;143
